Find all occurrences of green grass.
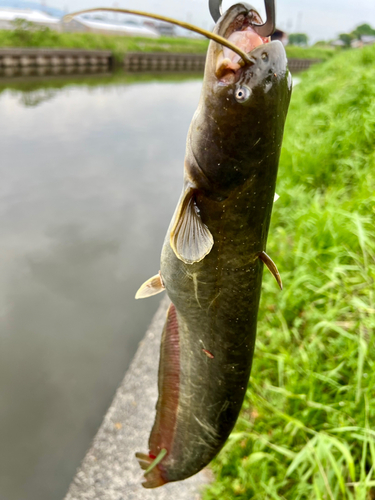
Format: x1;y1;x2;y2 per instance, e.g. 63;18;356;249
0;25;337;63
203;44;375;500
0;28;209;63
285;45;338;61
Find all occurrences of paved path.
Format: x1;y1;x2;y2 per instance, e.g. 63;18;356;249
64;297;210;500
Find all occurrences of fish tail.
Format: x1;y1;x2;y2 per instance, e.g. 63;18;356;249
135;451;167;488
136;303;180;488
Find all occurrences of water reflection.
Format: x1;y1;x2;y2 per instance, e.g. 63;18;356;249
0;64;111;79
0;73;203;500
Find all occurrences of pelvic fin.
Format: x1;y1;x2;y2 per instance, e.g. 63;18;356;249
135;272;165;299
259;251;283;290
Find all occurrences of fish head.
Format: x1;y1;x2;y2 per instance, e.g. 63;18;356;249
189;3;292;197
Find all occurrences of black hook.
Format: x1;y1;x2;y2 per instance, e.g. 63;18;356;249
209;0;223;24
209;0;276;37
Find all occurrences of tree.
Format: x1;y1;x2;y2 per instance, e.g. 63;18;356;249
288;33;308;46
339;33;353;48
352;23;375;39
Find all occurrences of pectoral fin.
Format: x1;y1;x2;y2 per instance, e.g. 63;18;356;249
259;251;283;290
135;272;165;299
170;189;214;265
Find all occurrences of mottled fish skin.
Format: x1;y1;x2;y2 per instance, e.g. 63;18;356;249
137;3;292;487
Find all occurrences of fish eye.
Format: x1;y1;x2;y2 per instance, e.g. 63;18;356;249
235;86;251;103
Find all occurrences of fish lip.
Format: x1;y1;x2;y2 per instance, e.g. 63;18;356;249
213;3;269;81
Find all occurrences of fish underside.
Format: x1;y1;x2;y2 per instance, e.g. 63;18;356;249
135;2;292;488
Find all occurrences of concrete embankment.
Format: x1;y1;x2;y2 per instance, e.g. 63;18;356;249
123;53;321;72
0;48;113;78
64;297;211;500
123;53;320;72
0;48;112;67
0;47;321;75
123;52;206;72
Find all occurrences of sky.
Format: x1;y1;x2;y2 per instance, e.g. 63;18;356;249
48;0;374;43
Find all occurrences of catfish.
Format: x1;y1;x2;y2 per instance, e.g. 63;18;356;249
135;2;292;488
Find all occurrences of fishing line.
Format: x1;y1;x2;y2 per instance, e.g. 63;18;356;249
63;7;253;66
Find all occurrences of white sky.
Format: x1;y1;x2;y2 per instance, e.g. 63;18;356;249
50;0;374;43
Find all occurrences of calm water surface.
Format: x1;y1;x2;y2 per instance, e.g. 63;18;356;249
0;73;203;500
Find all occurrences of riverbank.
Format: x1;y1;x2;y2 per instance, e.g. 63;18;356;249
0;30;209;64
0;28;338;64
64;298;211;500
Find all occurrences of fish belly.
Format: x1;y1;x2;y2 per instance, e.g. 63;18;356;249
150;237;263;482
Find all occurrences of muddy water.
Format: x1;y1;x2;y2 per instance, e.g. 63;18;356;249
0;73;203;500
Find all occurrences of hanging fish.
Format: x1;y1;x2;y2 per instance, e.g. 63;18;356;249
134;2;292;488
64;0;292;489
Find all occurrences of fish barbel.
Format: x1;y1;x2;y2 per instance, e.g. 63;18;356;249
136;2;292;488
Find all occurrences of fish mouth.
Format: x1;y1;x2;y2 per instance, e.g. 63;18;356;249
214;3;270;83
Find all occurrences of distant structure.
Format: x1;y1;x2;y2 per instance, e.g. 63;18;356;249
0;7;60;30
330;34;375;49
351;35;375;48
0;4;160;38
143;20;176;37
331;39;345;47
271;28;288;45
62;16;159;38
0;0;64;18
362;35;375;45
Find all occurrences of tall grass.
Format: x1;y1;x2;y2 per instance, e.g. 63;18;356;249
203;44;375;500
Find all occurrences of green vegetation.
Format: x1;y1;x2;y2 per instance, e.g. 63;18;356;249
339;33;353;48
288;33;309;47
0;22;209;63
353;24;375;39
0;20;337;63
339;23;375;48
285;45;337;61
204;44;375;500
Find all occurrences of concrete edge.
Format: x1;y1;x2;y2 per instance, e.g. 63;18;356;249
64;297;211;500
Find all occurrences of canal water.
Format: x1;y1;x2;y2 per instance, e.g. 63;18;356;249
0;71;203;500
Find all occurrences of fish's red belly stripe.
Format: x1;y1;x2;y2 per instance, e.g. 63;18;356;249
149;303;180;478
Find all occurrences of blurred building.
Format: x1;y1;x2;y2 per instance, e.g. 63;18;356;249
0;7;60;30
0;0;64;18
271;28;288;45
351;35;375;48
351;39;362;48
362;35;375;45
331;39;345;47
143;20;176;37
62;16;159;38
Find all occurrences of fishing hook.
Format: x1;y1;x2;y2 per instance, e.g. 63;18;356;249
209;0;276;37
